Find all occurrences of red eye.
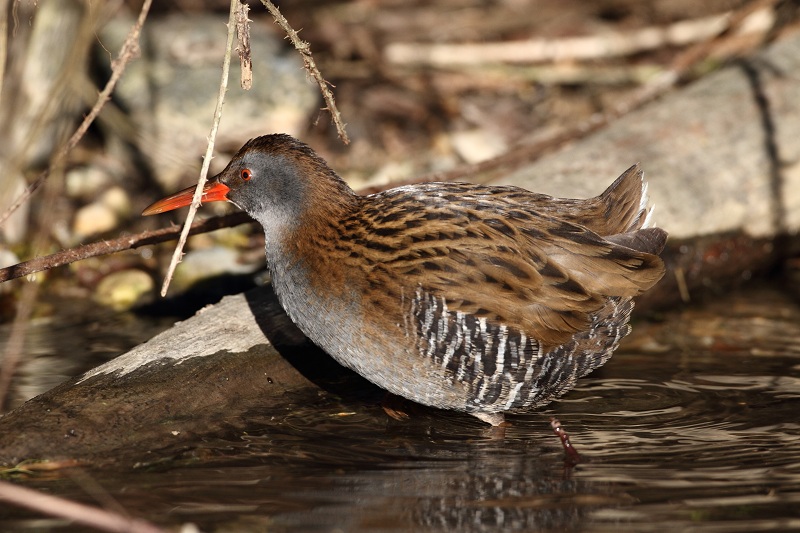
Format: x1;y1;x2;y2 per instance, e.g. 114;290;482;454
241;168;252;181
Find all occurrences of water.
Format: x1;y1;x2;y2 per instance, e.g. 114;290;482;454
2;285;800;531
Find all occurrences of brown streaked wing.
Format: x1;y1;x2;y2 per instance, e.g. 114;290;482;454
346;186;665;348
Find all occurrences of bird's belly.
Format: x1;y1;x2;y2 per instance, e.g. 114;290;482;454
273;270;633;415
272;282;471;409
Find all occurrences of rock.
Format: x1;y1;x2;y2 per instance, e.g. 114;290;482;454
94;269;154;311
171;246;261;293
0;0;88;168
0;288;321;466
98;186;131;218
100;12;318;190
65;166;113;200
493;35;800;241
450;129;508;164
71;186;132;240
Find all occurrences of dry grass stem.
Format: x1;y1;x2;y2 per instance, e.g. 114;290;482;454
0;480;166;533
0;0;8;100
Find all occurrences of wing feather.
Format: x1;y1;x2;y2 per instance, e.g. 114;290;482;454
347;182;666;348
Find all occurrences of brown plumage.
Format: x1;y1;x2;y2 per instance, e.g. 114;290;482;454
144;134;668;425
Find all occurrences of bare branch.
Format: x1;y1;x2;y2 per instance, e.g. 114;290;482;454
260;0;349;144
0;212;252;283
385;6;774;67
236;0;252;90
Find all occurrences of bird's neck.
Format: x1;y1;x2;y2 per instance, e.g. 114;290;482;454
261;177;366;353
261;170;362;309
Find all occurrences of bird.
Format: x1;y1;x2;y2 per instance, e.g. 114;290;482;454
143;134;667;426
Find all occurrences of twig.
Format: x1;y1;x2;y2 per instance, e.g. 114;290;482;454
236;0;252;90
159;0;238;297
0;480;166;533
0;212;252;283
0;0;153;412
0;0;8;103
260;0;349;144
385;6;774;66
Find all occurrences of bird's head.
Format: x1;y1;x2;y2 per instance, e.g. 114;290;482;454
143;134;355;235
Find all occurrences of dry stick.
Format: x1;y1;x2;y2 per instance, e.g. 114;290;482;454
260;0;349;144
158;0;238;297
0;0;8;101
384;7;773;66
0;480;166;533
0;0;153;411
0;212;252;283
236;0;253;90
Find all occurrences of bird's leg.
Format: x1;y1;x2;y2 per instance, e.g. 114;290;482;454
550;416;582;465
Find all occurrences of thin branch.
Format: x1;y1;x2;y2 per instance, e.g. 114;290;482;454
0;212;252;283
385;6;774;66
260;0;349;144
158;0;239;297
0;0;153;412
0;480;166;533
236;0;252;90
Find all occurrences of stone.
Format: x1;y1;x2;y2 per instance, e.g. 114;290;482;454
99;12;318;190
94;269;154;311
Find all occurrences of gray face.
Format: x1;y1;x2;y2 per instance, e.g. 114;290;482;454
219;150;306;236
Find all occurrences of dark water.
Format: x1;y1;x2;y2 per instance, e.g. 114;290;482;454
3;287;800;532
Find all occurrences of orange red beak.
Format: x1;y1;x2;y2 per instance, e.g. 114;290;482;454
142;181;231;216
